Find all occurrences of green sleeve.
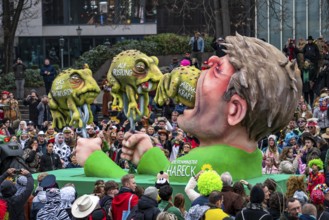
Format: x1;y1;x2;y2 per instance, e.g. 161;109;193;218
137;147;170;175
84;150;127;178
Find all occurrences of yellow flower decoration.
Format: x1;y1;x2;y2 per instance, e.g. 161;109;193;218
201;164;213;171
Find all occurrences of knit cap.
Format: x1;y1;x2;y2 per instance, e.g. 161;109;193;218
144;186;158;201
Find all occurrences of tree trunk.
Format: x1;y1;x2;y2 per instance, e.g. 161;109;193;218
2;0;25;74
220;0;231;36
213;0;223;37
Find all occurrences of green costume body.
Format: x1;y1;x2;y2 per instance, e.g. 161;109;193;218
84;145;262;182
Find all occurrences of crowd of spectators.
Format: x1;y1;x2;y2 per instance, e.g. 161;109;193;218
1;35;329;219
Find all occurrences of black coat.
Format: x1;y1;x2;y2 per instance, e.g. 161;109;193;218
0;172;34;220
127;195;160;220
236;207;273;220
23;96;40;124
39;152;62;171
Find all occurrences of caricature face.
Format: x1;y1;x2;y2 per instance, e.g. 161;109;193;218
178;55;235;141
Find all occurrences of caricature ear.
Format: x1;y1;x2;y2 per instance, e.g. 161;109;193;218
227;94;247;126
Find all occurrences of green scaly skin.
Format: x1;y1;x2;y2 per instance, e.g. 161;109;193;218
155;66;201;108
107;50;163;121
49;68;100;129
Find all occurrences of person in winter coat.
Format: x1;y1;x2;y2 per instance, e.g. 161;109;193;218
23;91;41;126
127;186;160;220
278;147;300;174
100;181;119;218
39;142;62;171
0;168;34;220
235;185;273;220
36;188;70;220
111;174;139;220
53;133;71;168
40;58;56;95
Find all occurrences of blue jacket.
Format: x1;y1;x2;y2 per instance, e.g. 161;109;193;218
189;36;204;52
40;65;56;82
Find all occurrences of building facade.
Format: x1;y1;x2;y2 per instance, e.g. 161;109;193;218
15;0;157;67
256;0;329;49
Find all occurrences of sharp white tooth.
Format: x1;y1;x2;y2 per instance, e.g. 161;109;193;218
147;81;153;91
137;85;142;94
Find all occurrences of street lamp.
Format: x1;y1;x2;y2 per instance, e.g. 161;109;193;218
76;26;82;55
59;36;65;69
104;38;111;48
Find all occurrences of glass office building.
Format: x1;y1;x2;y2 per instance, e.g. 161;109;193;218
255;0;329;49
16;0;157;67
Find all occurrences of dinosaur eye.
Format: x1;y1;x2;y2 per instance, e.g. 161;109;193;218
135;62;145;73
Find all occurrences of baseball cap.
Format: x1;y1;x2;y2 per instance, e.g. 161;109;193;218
63;127;72;133
86;125;93;129
38;131;45;136
27;121;34;125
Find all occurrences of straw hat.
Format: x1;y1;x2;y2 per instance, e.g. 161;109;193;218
71;194;99;218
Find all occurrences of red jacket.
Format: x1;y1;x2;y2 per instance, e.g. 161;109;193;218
111;188;138;220
308;171;325;193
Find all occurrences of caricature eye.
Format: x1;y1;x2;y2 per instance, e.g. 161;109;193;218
70;73;81;80
135;62;146;73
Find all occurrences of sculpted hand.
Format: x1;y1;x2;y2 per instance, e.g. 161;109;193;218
121;131;153;165
76;137;102;166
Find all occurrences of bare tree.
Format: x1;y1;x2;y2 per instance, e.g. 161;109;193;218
1;0;40;74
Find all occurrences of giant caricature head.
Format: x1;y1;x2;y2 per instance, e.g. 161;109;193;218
178;34;302;149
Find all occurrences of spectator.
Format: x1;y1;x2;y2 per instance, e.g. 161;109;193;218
101;79;111;118
23;91;41;126
298;203;317;220
221;172;244;216
13;58;27;100
156;212;178;220
45;124;57;142
235;185;273;220
267;192;285;219
39;142;62;171
72;194;107;220
189;31;204;68
127;186;160;220
307;159;325;193
0;168;34;220
158;185;184;220
22;139;41;173
37;131;47;156
280;198;301;220
178;142;191;158
6;93;21;126
173;193;187;218
202;191;230;220
40;58;56;95
36;188;70;220
0;91;10;121
19;131;30;150
2;118;14;136
100;181;119;218
111;174;139;220
60;184;77;219
66;154;81;168
169;58;180;71
211;37;226;57
262;157;279;174
53;133;71;168
16;120;27;137
310;186;329;220
262;135;281;164
181;52;192;65
37;95;52;129
283;38;299;61
303;36;320;71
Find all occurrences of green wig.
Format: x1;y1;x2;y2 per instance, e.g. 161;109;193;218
308;158;324;170
197;170;223;196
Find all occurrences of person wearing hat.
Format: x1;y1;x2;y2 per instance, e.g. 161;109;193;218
235;185;272;220
189;31;204;69
308;159;325;193
0;168;34;220
72;194;108;219
283;38;299;61
37;130;47;155
313;98;329;133
303;35;320;72
127;186;160;220
300;132;320;163
62;127;76;149
158;129;173;157
211;36;227;58
310;184;329;220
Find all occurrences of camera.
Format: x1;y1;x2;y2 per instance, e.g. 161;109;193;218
13;169;21;175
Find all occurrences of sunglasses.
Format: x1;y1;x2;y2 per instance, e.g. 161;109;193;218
297;120;306;123
307;126;315;129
